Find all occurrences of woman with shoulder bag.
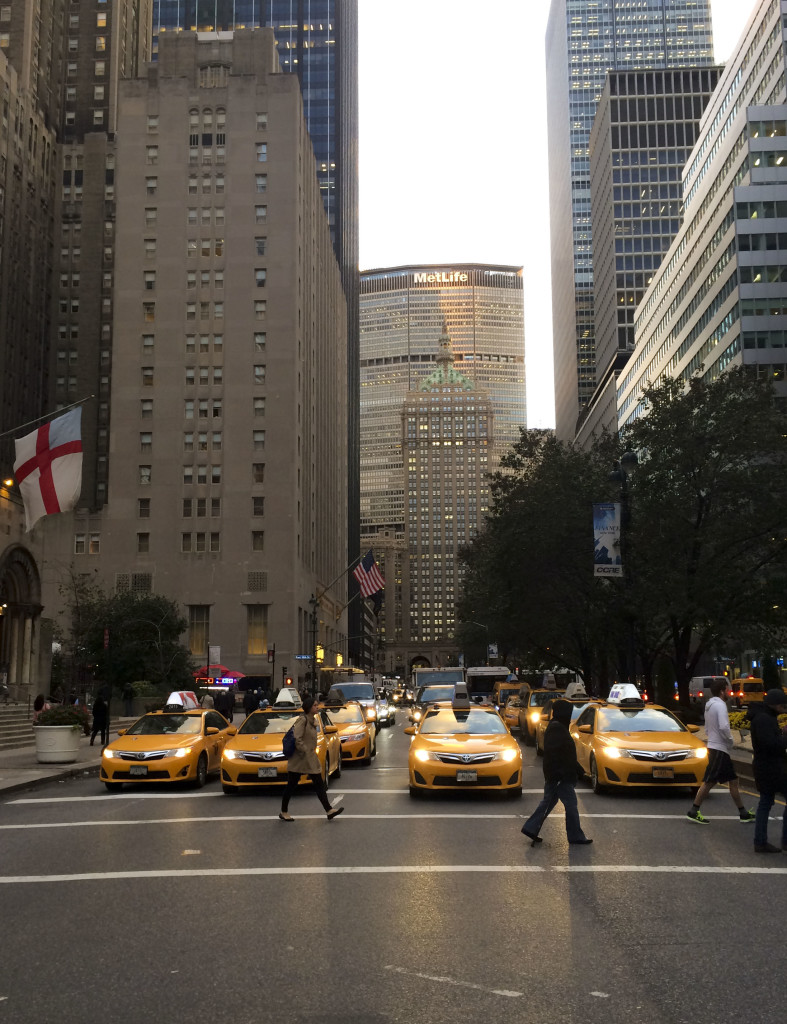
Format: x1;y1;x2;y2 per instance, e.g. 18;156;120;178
279;695;344;822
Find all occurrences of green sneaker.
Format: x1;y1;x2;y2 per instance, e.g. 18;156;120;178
687;808;709;824
739;809;756;823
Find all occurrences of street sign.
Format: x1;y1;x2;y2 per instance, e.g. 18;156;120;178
294;654;312;660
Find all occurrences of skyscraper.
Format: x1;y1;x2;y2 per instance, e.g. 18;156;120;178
152;1;360;658
546;0;714;441
577;64;723;445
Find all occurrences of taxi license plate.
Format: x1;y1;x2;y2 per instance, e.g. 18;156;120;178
652;767;674;779
129;765;147;776
257;767;278;779
456;769;477;782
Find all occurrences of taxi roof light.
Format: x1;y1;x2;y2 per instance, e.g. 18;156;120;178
606;683;645;708
452;682;472;709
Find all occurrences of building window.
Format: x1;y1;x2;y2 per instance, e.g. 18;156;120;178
255;237;267;256
141;399;153;418
212;400;223;418
141;367;154;386
252;531;264;552
254;332;266;351
247;605;268;655
211;466;222;484
252;463;265;484
146;146;158;165
138;498;151;518
137;533;150;553
253;398;266;417
144;270;156;290
255;205;267;224
255;174;267;193
252;497;265;517
74;533;86;554
195;533;206;553
254;300;266;319
146;176;157;195
185;400;194;419
145;208;157;226
182;534;193;553
256;143;267;162
139;466;152;485
254;365;266;384
140;432;152;452
210;533;220;553
253;430;265;451
96;36;106;51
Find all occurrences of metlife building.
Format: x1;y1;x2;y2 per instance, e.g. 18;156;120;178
359;264;525;537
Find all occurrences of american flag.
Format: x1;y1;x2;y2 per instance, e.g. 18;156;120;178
353;549;385;598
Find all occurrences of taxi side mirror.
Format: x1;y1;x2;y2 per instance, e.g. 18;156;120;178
404;726;416;736
206;726;220;735
117;728;126;737
577;723;593;733
324;724;338;734
227;725;237;736
686;723;700;733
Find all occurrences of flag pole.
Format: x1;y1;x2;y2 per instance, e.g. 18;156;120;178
0;395;95;444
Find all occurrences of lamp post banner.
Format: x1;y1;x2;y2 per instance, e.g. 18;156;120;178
593;502;622;576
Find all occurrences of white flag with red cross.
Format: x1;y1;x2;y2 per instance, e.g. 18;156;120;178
13;409;83;531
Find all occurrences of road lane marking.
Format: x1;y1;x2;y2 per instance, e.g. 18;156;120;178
3;811;784;830
0;864;786;884
384;965;522;999
7;788;424;804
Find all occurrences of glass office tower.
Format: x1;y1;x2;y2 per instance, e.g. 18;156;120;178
546;0;714;440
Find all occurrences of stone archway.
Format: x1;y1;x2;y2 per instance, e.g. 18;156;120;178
0;544;43;700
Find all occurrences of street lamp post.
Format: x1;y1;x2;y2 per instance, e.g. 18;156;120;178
468;621;490;665
609;450;639;688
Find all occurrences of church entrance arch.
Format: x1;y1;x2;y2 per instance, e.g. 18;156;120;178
0;544;42;700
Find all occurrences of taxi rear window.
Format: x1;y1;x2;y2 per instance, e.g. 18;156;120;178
416;685;455;704
743;682;764;692
598;707;685;733
238;711;299;734
529;690;561;707
419;709;508;735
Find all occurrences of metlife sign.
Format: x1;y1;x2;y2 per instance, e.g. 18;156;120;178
412;271;469;285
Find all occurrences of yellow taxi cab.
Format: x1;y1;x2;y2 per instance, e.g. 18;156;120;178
517;686;566;745
220;706;341;794
101;693;236;792
534;694;591;755
570;684;708;794
404;684;522;797
730;677;766;708
320;698;376;765
501;696;522;731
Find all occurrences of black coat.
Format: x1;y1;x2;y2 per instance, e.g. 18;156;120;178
542;719;583;784
750;703;787;792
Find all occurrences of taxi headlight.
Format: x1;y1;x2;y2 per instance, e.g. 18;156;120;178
413;710;422;721
103;749;115;759
604;746;623;759
342;732;367;743
500;748;519;762
414;749;435;762
529;711;541;722
366;707;377;720
694;747;708;759
223;749;241;760
163;747;191;758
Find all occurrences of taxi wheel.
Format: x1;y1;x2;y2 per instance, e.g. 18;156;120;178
104;782;122;793
195;753;208;788
371;734;377;758
322;756;330;790
590;756;606;794
222;783;238;795
408;785;423;799
334;752;342;779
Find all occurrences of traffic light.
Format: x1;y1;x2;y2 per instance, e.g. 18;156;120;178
285;676;293;686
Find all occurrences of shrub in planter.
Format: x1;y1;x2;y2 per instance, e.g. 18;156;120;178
36;704;90;732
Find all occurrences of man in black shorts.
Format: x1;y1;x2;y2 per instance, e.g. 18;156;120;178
687;678;755;824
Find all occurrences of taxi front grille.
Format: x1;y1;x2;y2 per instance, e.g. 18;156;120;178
113;770;171;780
435;753;495;765
628;750;693;762
627;771;697;783
237;751;286;762
433;775;502;787
116;750;169;761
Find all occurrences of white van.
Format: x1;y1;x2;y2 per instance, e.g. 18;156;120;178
688;676;727;703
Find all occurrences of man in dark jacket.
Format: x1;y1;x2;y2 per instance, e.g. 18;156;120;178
750;689;787;853
521;699;592;845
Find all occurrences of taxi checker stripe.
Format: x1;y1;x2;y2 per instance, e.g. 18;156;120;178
14;420;82;514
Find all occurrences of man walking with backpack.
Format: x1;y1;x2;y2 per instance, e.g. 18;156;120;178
749;689;787;853
279;695;344;822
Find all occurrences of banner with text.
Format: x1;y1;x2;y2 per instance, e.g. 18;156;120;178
593;502;622;577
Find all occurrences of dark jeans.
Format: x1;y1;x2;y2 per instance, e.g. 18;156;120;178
90;722;108;745
754;783;787;847
281;771;332;813
522;779;587;842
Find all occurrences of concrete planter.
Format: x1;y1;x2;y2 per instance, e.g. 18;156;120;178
34;725;81;764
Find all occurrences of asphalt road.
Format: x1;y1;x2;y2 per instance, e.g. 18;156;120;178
1;714;785;1024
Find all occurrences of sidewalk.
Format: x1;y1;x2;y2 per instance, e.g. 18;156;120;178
0;722;135;797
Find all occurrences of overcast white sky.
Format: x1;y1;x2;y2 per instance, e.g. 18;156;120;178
358;0;760;428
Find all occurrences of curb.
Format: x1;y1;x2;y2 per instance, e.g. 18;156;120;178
0;762;101;798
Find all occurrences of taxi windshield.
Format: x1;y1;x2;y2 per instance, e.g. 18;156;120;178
529;690;562;707
419;709;508;735
325;707;365;724
597;707;685;733
238;712;299;734
126;714;202;735
416;685;455;704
